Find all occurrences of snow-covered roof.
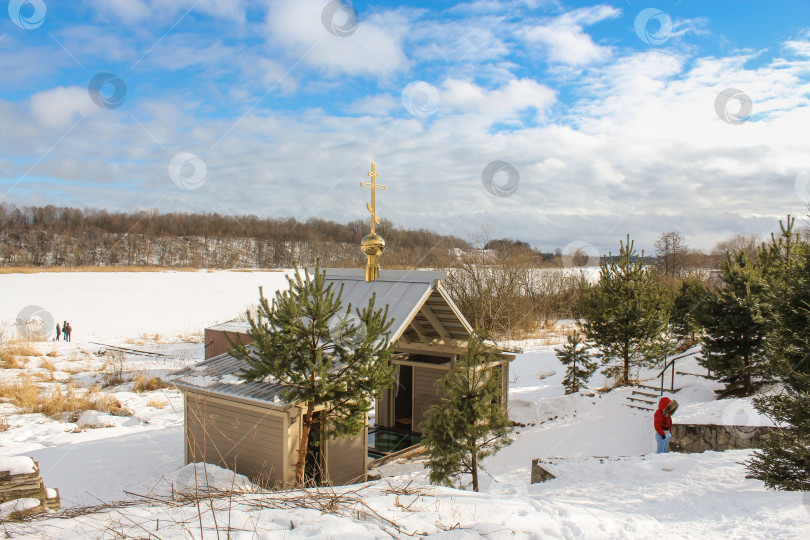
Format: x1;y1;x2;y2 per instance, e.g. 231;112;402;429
172;351;289;408
206;320;251;333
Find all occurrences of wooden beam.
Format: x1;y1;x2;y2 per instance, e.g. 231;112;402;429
420;305;452;340
408;318;430;342
395;341;467;354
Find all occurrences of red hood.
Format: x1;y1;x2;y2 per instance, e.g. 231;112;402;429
657;397;672;412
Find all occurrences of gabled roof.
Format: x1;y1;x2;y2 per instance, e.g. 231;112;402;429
203;268;519;356
172;351;289;408
320;268;473;344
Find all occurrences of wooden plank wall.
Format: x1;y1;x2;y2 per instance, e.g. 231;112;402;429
185;392;287;488
324;426;367;486
412;366;445;433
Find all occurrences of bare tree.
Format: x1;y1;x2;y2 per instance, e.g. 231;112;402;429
654;231;688;277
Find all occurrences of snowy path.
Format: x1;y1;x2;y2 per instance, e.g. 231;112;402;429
27;426;183;507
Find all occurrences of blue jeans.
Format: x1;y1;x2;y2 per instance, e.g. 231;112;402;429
656;432;672;453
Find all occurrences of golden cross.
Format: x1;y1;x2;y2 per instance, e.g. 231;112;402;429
360;162;386;234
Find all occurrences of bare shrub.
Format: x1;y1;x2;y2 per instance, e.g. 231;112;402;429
102;353;129;387
134;373;167;393
444;247;583;339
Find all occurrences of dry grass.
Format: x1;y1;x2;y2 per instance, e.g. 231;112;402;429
126;333;165;345
0;266;199;274
146;398;167;409
0;341;40;369
39;359;57;372
1;355;26;369
0;415;9;432
0;378;125;422
134;373;168;393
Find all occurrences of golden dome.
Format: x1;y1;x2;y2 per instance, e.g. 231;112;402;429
361;233;385;257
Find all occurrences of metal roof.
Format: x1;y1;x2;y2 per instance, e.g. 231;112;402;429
172;350;289;408
321;268;449;342
207;320;251;333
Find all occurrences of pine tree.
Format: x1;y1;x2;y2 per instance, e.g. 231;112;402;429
421;332;513;492
557;332;597;394
747;217;810;491
699;251;769;396
671;277;711;346
231;262;396;486
578;235;673;385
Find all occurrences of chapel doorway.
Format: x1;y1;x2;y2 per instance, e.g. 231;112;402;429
394;365;413;429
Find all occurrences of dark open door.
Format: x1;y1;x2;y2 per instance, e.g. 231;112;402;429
394;365;413;429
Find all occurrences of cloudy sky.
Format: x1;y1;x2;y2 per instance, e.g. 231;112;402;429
1;0;809;255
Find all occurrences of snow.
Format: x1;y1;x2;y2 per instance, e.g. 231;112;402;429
0;270;290;341
1;270;809;538
0;498;40;519
169;462;254;494
0;455;36;475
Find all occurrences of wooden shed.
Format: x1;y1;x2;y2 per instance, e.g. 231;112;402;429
204;321;253;360
201;268;516;435
320;269;515;433
173;353;368;488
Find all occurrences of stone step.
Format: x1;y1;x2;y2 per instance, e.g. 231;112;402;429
632;390;658;399
624;403;654;412
636;383;682;393
627;397;656;405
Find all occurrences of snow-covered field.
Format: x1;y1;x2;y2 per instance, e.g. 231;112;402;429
1;270;808;538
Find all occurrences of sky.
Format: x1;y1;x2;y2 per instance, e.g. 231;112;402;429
1;0;809;256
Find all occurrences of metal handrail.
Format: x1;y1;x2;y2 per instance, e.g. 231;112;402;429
657;350;698;395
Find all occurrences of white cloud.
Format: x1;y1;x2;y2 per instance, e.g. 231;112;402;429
520;5;619;65
29;86;99;129
85;0;248;24
440;78;556;125
266;0;409;78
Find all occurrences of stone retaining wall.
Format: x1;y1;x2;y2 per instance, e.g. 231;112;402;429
669;423;784;453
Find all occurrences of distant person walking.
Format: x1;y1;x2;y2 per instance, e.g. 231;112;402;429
654;396;679;454
55;324;60;341
62;321;68;341
64;322;72;343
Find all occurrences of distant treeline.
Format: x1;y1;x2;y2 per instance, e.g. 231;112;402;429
0;203;476;269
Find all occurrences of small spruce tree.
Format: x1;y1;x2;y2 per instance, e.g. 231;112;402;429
671;277;711;346
578;235;673;385
747;216;810;491
699;251;770;396
231;263;396;486
557;332;597;394
421;332;513;492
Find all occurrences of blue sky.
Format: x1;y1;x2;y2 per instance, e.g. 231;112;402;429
1;0;809;255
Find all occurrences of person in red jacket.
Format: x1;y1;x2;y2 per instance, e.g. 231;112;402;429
654;396;679;453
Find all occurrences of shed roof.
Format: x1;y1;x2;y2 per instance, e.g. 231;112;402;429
172;351;289;408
